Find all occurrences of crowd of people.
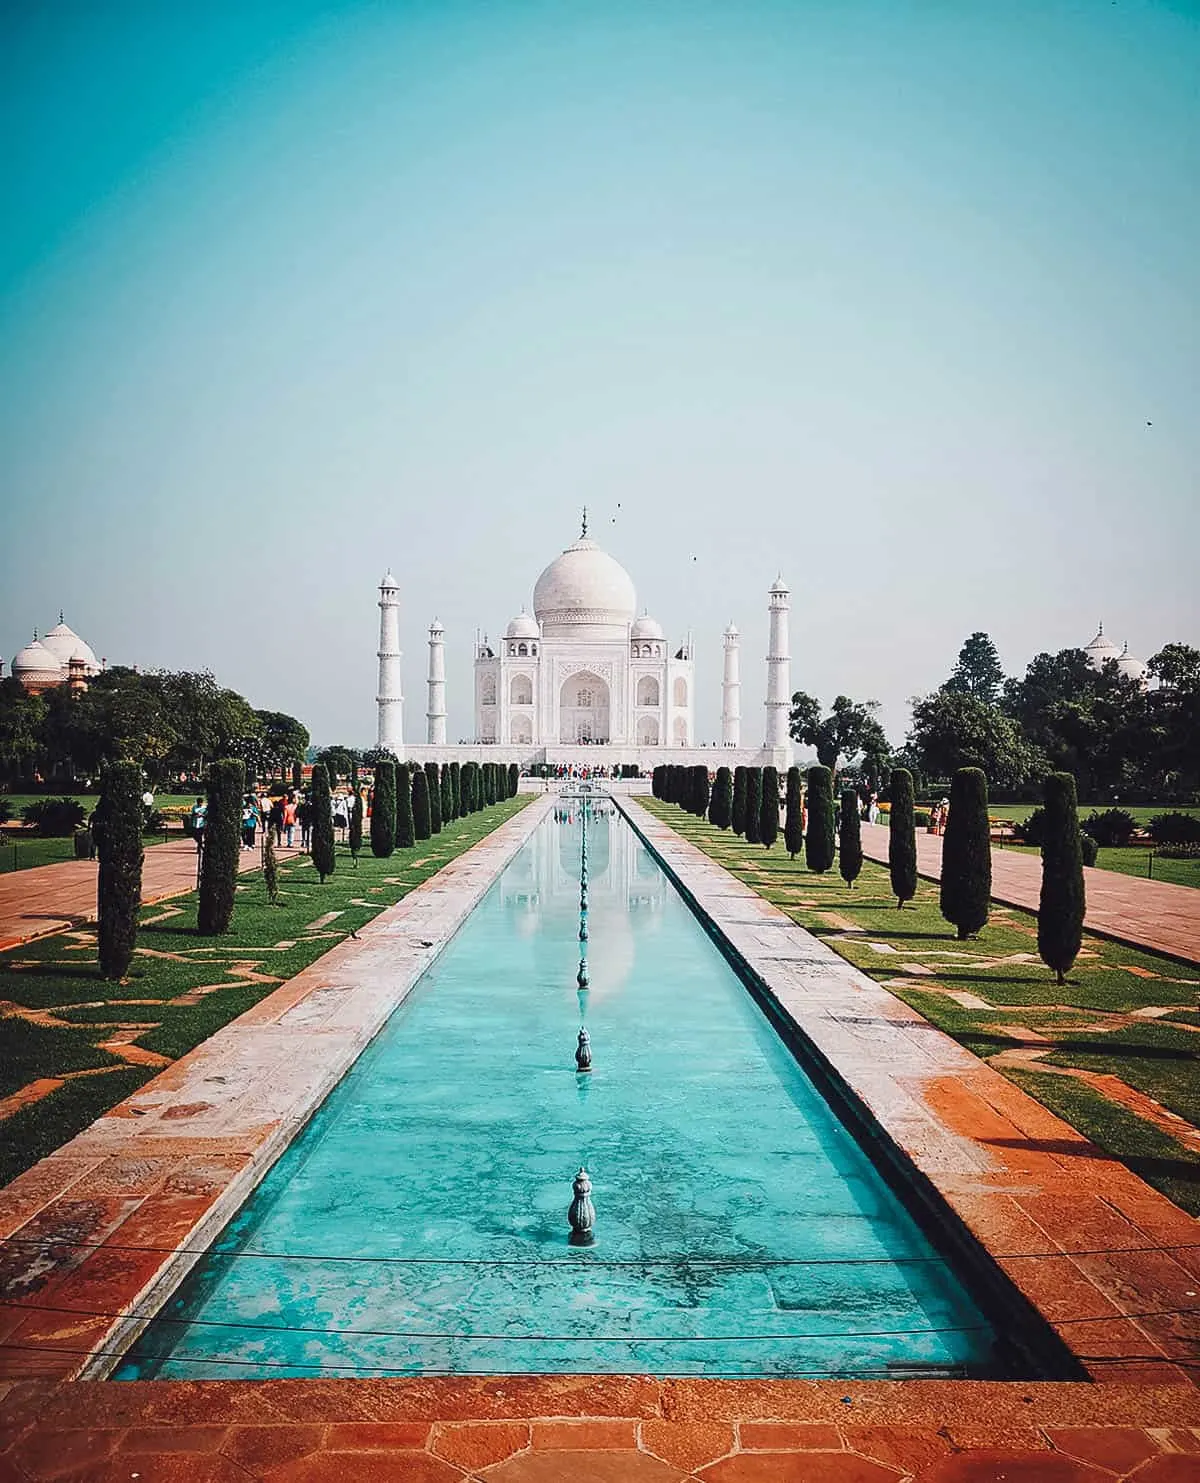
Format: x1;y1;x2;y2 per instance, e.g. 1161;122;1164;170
187;785;362;855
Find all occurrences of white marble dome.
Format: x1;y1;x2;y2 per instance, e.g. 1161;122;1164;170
630;612;664;641
533;537;637;633
1116;644;1148;683
12;637;64;683
505;610;540;640
1084;624;1122;670
41;620;99;672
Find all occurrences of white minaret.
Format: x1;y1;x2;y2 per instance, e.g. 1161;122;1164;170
721;622;741;747
426;619;447;745
376;571;404;752
764;575;791;750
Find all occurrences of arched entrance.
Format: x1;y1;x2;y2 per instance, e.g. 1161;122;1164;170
559;671;611;744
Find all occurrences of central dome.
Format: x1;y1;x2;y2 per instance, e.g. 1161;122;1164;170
533;537;637;633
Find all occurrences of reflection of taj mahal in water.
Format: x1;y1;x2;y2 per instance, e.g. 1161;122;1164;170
377;514;793;769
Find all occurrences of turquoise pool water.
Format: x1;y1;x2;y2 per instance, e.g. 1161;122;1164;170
118;804;1005;1379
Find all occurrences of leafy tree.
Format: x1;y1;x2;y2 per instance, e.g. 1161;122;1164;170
732;766;748;836
239;710;309;782
370;760;396;858
440;765;454;824
942;632;1005;704
839;787;862;887
316;745;358;782
804;766;835;872
412;765;432;839
887;768;918;907
310;763;336;882
1146;644;1200;798
789;692;888;775
198;758;245;933
784;767;803;858
0;678;48;782
95;760;144;978
450;761;462;819
1038;772;1086;984
691;764;710;818
425;762;442;831
709;766;733;829
759;766;780;847
396;762;415;847
907;690;1038;791
744;768;763;844
940;767;991;938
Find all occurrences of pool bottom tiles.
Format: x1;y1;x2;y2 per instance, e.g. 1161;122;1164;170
119;802;1017;1380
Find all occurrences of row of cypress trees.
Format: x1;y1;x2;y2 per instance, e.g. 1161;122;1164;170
369;758;516;858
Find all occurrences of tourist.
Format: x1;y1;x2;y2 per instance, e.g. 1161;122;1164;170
298;794;312;849
240;796;259;850
188;797;207;852
268;794;285;846
282;792;298;848
332;794;349;842
867;792;880;825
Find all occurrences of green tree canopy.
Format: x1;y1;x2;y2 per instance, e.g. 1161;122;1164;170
788;692;888;775
942;632;1005;704
907;690;1039;791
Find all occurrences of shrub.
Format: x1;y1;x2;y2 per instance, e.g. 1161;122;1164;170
1157;842;1200;859
508;762;519;799
744;768;763;844
412;765;432;839
310;763;336;882
1148;812;1200;845
691;765;710;818
652;765;666;800
370;760;396;858
913;809;932;829
1079;832;1099;867
1082;808;1137;848
710;766;733;829
95;761;143;979
0;800;10;826
805;766;835;872
22;797;86;837
396;763;416;847
759;766;779;848
784;767;803;859
940;767;991;939
440;765;454;824
262;825;279;903
887;767;918;907
198;758;245;933
1038;772;1085;984
732;767;748;836
839;787;862;887
425;763;442;832
1014;808;1047;847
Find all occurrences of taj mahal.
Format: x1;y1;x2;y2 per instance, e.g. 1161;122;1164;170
375;516;795;771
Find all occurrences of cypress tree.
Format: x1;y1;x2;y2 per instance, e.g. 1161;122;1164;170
709;766;733;829
744;768;763;844
784;767;803;859
291;759;302;792
449;761;462;820
370;760;396;858
805;766;836;872
1038;771;1086;984
262;824;279;904
425;763;442;832
839;787;863;887
759;766;780;848
732;766;748;836
508;762;519;799
310;762;336;882
349;789;363;861
412;765;432;839
396;763;415;847
462;761;475;812
440;765;454;825
468;761;481;811
887;767;918;907
692;765;710;818
198;758;245;933
95;759;144;978
941;767;991;939
653;765;666;800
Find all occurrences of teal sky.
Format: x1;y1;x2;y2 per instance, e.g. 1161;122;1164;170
3;1;1197;747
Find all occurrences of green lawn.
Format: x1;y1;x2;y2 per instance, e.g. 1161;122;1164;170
0;833;173;875
0;796;529;1188
1;792;200;816
642;798;1200;1215
986;802;1200;825
998;841;1200;891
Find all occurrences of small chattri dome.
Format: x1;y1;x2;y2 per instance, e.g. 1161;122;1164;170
505;610;540;640
1116;643;1148;683
770;574;790;595
12;637;64;681
723;621;740;639
630;612;664;641
1084;623;1122;670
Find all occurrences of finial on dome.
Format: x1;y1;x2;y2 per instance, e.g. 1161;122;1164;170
581;506;588;539
59;609;65;624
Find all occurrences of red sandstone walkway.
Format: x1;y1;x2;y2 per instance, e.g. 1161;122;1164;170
860;824;1200;965
0;840;303;951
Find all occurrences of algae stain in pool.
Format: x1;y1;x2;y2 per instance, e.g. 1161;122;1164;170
118;805;1002;1379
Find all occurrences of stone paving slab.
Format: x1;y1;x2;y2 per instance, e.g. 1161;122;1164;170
859;823;1200;966
618;799;1200;1388
0;797;553;1383
0;839;307;951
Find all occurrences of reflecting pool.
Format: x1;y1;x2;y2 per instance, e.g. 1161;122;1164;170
119;803;1003;1379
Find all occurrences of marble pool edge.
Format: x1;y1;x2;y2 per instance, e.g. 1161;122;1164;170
0;795;554;1383
616;795;1200;1389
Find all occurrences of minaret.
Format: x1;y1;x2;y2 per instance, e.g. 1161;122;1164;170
426;620;447;745
376;571;404;752
721;623;741;747
764;575;791;750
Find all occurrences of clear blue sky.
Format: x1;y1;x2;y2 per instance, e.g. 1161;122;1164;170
3;0;1197;747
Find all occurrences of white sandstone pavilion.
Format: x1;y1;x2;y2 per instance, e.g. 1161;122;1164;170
377;516;792;772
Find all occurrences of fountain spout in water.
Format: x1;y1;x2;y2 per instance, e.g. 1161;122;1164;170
568;1166;595;1245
